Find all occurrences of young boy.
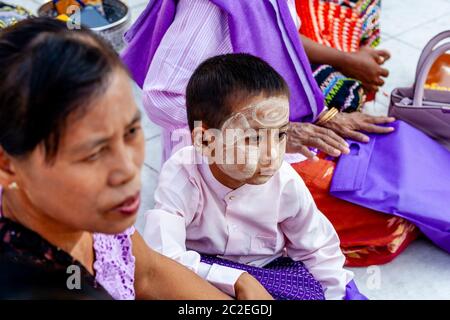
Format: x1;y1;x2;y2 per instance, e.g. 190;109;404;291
143;53;364;300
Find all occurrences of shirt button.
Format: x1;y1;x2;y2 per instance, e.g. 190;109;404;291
229;195;235;201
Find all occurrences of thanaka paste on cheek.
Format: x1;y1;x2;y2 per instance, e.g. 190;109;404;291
216;97;289;181
242;97;289;174
217;112;259;180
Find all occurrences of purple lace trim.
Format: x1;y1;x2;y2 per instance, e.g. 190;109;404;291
93;227;136;300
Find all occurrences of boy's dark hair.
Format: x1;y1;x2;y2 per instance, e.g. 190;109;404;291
186;53;289;131
0;17;127;163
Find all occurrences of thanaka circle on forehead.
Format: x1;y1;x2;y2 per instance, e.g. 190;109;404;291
221;97;289;131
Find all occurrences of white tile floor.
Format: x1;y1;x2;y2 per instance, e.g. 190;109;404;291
7;0;450;299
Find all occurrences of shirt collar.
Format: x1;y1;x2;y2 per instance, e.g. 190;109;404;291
195;150;273;200
197;154;234;200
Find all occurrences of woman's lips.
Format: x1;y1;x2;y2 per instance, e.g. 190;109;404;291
114;193;140;215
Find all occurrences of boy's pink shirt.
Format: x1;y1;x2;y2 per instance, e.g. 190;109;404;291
143;146;353;299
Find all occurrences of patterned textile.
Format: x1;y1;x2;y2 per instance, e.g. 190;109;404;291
312;63;366;112
201;255;325;300
0;2;32;29
93;227;136;300
297;0;380;52
291;157;420;267
296;0;381;110
0;217;112;299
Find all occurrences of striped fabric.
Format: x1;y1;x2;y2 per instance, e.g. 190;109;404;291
142;0;233;160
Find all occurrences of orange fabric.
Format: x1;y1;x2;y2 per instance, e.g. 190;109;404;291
291;157;419;267
425;53;450;91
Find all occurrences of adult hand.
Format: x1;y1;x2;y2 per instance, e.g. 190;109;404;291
287;122;350;160
338;46;391;92
234;272;273;300
322;112;396;143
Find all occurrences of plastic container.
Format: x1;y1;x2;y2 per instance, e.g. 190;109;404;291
38;0;130;52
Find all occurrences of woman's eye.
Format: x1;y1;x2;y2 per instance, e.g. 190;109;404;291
125;125;141;140
85;149;103;162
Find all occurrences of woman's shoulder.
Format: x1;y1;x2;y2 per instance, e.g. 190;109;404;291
0;217;111;299
0;216;74;268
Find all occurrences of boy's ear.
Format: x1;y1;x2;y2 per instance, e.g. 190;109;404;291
191;125;208;152
0;147;17;188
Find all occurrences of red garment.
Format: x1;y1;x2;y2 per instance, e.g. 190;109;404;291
291;158;419;267
296;0;363;52
296;0;380;102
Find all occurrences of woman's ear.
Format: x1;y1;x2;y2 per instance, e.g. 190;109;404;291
0;147;17;188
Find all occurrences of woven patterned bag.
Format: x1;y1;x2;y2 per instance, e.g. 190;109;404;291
296;0;381;110
297;0;380;53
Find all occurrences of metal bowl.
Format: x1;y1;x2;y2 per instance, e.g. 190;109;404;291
37;0;130;52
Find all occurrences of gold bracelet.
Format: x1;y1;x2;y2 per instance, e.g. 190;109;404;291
315;107;339;125
322;108;339;124
316;110;331;125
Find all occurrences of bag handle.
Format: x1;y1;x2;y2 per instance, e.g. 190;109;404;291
415;30;450;80
413;42;450;107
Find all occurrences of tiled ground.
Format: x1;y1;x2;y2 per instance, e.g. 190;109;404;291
9;0;450;299
364;0;450;115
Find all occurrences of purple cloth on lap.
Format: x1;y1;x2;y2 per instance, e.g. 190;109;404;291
200;255;325;300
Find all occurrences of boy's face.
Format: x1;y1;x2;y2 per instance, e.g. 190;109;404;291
202;94;290;186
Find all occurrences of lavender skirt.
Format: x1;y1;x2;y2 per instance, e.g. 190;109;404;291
201;255;325;300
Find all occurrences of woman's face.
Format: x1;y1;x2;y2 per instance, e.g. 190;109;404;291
10;69;145;234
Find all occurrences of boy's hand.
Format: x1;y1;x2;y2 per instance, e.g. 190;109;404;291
338;46;390;92
322;112;395;143
287;122;350;160
234;272;273;300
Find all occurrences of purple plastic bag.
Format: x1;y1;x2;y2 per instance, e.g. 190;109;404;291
330;120;450;253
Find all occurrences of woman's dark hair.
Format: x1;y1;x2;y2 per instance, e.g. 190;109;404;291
0;17;127;163
186;53;289;131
